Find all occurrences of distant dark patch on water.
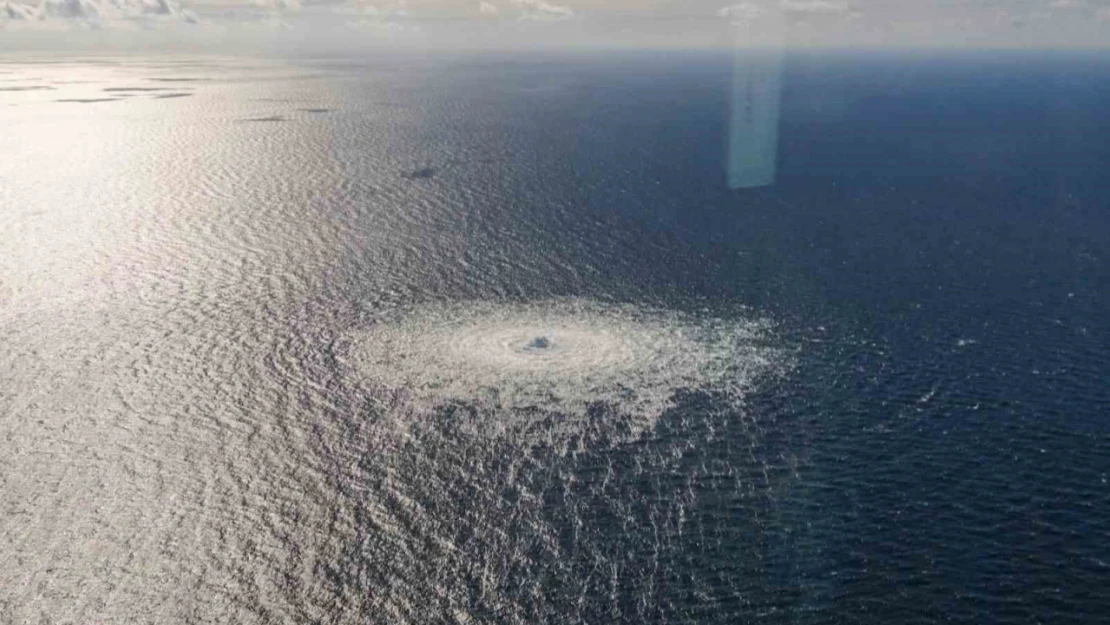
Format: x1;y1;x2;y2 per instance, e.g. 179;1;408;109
0;85;54;92
104;87;174;92
298;107;333;113
238;115;286;123
56;98;121;104
401;166;437;179
154;93;193;99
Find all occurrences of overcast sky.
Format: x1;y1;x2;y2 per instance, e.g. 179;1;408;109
3;0;1110;51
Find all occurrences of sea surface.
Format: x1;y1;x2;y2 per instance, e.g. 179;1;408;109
1;51;1108;624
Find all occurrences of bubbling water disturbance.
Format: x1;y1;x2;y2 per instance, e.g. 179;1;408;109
343;299;787;446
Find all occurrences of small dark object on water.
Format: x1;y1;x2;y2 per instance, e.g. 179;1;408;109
402;166;437;180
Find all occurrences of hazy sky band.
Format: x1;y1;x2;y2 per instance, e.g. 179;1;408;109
3;0;1110;49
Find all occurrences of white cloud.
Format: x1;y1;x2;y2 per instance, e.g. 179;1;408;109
781;0;847;14
336;0;414;36
1047;0;1087;9
346;16;410;33
324;0;412;26
3;2;29;17
333;1;377;16
478;1;497;16
717;2;763;22
3;0;41;19
510;0;571;20
254;0;298;11
717;0;846;22
1;0;198;26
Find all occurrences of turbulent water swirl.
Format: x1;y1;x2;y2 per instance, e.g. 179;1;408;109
342;299;787;445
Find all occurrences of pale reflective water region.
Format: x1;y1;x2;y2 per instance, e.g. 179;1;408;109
1;54;1109;624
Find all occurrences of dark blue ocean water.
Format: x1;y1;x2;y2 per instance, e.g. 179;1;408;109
610;51;1110;623
565;51;1110;623
2;51;1108;624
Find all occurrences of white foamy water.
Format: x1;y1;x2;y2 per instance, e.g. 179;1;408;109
343;299;787;444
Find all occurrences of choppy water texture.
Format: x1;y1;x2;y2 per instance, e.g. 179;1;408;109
1;52;1109;624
